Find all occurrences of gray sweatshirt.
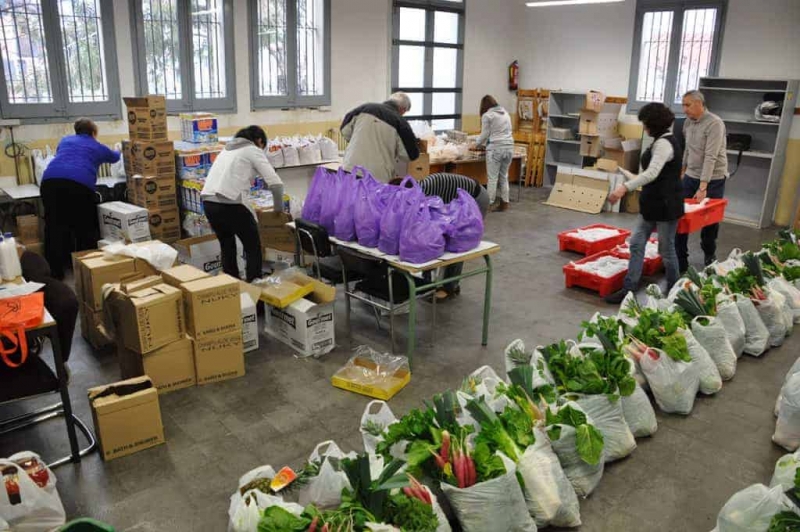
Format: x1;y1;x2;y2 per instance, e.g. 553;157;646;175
476;106;514;151
682;110;728;182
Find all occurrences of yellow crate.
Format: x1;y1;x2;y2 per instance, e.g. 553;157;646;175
331;357;411;400
259;280;314;309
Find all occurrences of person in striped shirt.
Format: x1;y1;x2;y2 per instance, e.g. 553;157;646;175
390;173;489;299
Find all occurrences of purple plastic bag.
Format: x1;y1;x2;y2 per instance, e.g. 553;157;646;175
333;166;365;241
399;202;446;264
445;189;485;252
353;173;386;248
378;176;424;256
301;166;328;223
318;167;346;233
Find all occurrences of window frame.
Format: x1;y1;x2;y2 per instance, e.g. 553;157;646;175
627;0;727;113
391;0;465;130
130;0;237;114
248;0;331;110
0;0;121;122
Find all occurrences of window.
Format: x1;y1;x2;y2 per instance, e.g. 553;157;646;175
249;0;331;109
628;0;726;111
131;0;235;113
0;0;120;121
391;0;465;131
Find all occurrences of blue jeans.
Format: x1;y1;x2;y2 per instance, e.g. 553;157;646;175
486;148;513;203
623;216;680;292
675;176;726;271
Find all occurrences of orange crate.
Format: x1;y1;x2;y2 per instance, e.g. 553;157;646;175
558;224;631;256
563;251;628;297
611;240;664;276
678;199;728;234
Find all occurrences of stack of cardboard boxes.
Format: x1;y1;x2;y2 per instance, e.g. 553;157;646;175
15;215;42;255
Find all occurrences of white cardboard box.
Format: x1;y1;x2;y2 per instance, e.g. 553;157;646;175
98;202;151;243
241;292;258;353
172;234;245;276
264;280;336;358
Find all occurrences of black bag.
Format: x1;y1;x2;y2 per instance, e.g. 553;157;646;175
726;133;752;178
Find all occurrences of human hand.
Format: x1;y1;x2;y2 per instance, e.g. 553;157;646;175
608;184;627;204
694;186;707;201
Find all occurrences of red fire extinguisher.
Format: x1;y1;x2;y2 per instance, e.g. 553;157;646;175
508;61;519;91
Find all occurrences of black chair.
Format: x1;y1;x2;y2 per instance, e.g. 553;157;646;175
295;218;362;285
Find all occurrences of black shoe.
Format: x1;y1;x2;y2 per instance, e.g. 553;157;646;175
604;289;628;305
704;255;716;267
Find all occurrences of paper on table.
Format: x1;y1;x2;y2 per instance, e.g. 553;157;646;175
439;240;499;261
385;256;442;270
0;281;45;299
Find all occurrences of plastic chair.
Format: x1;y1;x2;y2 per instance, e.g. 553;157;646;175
295;218;361;285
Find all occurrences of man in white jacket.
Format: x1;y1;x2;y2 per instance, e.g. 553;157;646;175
202;125;284;281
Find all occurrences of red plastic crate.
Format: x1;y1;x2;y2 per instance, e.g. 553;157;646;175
677;199;729;234
558;224;632;256
563;251;629;297
611;240;664;276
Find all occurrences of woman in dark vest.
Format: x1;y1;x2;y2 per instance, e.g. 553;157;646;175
605;102;683;304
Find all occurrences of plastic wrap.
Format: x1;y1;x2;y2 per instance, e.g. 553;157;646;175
690;316;737;381
711;484;796;532
638;348;700;415
770;449;800;491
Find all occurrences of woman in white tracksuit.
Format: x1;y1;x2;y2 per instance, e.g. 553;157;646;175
475;95;514;212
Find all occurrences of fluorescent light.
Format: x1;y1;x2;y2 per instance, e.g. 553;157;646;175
526;0;624;7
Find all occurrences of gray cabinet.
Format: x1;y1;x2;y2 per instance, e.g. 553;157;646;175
544;91;584;185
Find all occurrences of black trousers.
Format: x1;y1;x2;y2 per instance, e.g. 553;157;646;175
675;176;726;272
41;179;99;280
203;201;263;281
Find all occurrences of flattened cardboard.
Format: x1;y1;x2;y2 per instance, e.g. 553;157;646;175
181;275;241;340
88;376;165;461
407;153;430;181
161;264;210;288
544;166;609;214
194;331;245;385
80;254;137;311
117;284;185;354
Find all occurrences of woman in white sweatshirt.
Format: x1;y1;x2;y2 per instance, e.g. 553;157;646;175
202;126;284;281
475;95;514;212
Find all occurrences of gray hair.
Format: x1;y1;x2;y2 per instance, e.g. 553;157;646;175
389;91;412;113
683;90;706;106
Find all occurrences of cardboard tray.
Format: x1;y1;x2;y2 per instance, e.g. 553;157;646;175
331;357;411;400
563;251;628;297
678;199;728;234
558;224;631;256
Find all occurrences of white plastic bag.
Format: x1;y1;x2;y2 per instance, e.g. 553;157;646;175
103;240;179;271
319;136;339;160
774;373;800;451
735;296;770;356
680;328;722;395
770;449;800;491
776;357;800;417
573;394;635;463
639;347;700;415
716;295;746;357
298;441;352;509
773;289;795;336
0;452;65;532
110;142;126;178
755;293;787;347
621;382;658;438
266;146;285;168
282;144;300;167
690;316;737;381
517;429;581;528
298;140;322;165
360;400;398;455
711;484;797;532
505;338;554;387
769;277;800;323
440;453;537;532
466;365;510;413
32;145;54;186
549;422;605;498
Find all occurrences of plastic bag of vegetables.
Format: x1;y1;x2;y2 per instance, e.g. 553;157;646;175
517;428;581;528
298;441;354;509
724;255;787;347
716;294;746;357
772;288;794;336
734;295;770;356
769;449;800;491
569;393;635;463
440;452;537;532
504;339;555;388
621;382;657;438
774;373;800;451
711;484;797;532
679;328;722;395
361;401;400;456
462;365;511;413
775;357;800;417
228;464;305;532
690;316;737;381
755;290;788;347
546;402;605;498
768;277;800;323
634;346;700;415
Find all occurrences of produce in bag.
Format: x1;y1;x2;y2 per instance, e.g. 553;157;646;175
734;295;770;356
621;382;658;438
319;136;339;160
318;168;346;234
770;449;800;491
547;403;605;498
301;166;328;223
333;166;365;242
645;284;676;312
228;464;302;532
565;394;635;463
768;276;800;323
443;189;484;253
632;346;700;415
360;400;400;456
774;373;800;451
504;339;555;388
297;139;322;165
378;176;425;255
775;357;800;417
772;288;794;336
0;451;65;532
723;254;786;347
399;198;446;264
281;142;300;167
461;365;512;413
679;328;722;395
755;290;788;347
353;173;388;248
690;316;737;381
716;294;746;357
297;440;355;509
711;483;797;532
266;142;284;168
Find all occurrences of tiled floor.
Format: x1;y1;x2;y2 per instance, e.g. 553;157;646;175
1;188;795;531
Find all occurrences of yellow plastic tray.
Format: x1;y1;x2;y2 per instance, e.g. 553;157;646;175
331;357;411;400
258;280;314;309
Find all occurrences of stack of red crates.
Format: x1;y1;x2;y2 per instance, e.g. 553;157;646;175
611;238;663;276
558;223;631;255
559;224;631;296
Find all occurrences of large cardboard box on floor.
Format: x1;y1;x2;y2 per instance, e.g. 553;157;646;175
98;202;151;243
264;276;336;358
544;165;609;215
161;264;210;288
257;211;295;253
173;234;245;276
88;376;165;461
241;292;258;353
130;140;176;177
112;282;185;354
181;274;241;340
123;96;167;142
130;175;178;210
117;337;196;394
194;330;244;385
602;137;642;173
80;302;113;349
78;252;137;311
148;208;181;244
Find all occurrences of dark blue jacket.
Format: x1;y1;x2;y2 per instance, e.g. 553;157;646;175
42;134;120;190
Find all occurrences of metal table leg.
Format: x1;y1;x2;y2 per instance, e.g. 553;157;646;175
402;270;418;366
482;255;493;346
46;324;80;462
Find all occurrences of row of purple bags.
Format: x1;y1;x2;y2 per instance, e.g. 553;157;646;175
301;166;484;264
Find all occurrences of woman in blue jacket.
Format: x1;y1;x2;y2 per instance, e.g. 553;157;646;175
40;118;120;279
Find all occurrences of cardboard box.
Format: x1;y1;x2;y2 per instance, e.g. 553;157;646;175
180;113;219;144
23;241;43;256
264;276;336;358
88;376;165;461
194;330;244;385
623;189;641;214
117;337;196;394
173;234;245;276
602;138;642;173
16;215;39;244
594;158;619;173
148;208;181;244
98;202;151;243
122;140;133;178
263;247;298;268
549;127;574;140
80;302;113;349
584;90;606;112
580;136;602;157
175;150;207;181
114;283;185;354
79;253;137;311
162;264;210;288
123;96;168;142
257;211;295;253
130;141;176;177
130;175;178;210
241;293;258;353
181;274;241;340
407;153;430;180
579;110;599;136
544;165;610;215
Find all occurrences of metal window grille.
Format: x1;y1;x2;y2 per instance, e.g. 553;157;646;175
192;0;226;100
141;0;181;99
673;8;717;103
58;0;109;103
256;0;287;97
296;0;323;97
0;0;53;104
635;11;673;102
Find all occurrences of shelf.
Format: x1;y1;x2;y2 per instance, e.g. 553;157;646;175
549;114;579;120
726;150;774;160
547;138;580;145
720;118;780;127
699;86;785;94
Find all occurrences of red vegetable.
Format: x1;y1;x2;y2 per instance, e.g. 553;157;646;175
440;430;451;464
467;456;477;487
308;516;319;532
320;524;329;532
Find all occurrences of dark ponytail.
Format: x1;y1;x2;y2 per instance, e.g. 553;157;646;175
234;125;268;147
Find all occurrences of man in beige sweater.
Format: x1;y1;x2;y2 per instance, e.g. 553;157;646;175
676;90;728;273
